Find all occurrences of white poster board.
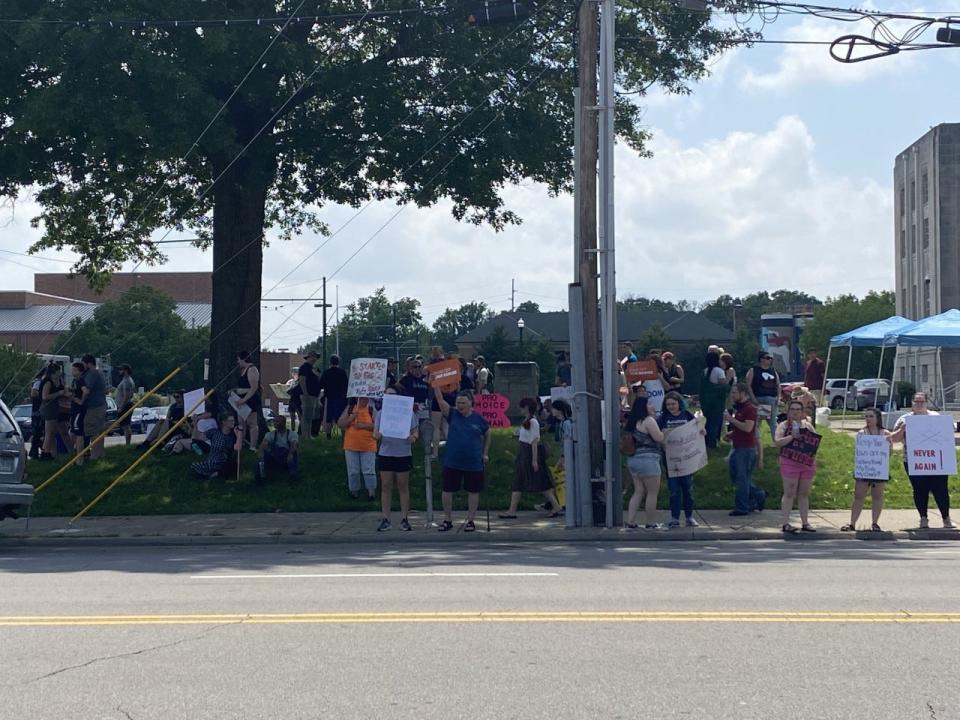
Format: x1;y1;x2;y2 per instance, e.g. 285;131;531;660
904;414;958;476
550;386;574;403
643;379;665;412
663;418;708;478
854;434;890;481
347;358;388;399
379;394;415;440
228;391;251;421
184;388;206;417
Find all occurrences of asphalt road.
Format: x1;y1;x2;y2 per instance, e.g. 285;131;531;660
3;540;960;720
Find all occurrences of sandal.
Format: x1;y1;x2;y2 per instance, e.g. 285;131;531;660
801;524;817;533
782;524;799;534
840;524;855;532
437;520;453;532
871;523;882;532
546;511;563;518
498;513;518;519
463;520;476;533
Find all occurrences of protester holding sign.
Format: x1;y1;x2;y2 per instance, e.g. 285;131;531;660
499;398;563;520
373;387;419;532
842;408;892;532
890;393;956;529
774;400;819;534
657;392;702;528
339;397;378;500
434;388;491;533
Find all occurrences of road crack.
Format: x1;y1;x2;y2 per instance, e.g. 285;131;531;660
117;705;134;720
927;701;937;719
17;620;242;686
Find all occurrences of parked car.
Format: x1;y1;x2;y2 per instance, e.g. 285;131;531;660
823;378;856;409
0;397;31;521
845;379;892;410
105;396;119;433
11;404;33;438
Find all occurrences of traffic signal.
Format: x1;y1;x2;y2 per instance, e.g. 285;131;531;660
468;0;531;26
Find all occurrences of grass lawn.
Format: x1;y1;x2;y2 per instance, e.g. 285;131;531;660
25;427;960;517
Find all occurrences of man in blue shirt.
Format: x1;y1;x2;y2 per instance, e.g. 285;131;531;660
434;388;490;533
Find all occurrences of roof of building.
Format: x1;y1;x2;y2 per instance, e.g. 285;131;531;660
456;310;734;345
0;302;211;333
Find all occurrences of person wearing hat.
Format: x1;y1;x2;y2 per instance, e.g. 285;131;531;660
298;351;322;439
662;351;684;394
114;363;136;446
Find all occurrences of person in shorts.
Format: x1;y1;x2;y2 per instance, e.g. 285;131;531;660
114;364;136;446
373;385;419;532
79;354;107;460
434;388;490;533
774;400;817;534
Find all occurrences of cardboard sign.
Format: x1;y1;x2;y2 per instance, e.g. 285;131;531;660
854;434;890;481
379;394;415;440
347;358;388;399
625;360;658;386
473;393;511;428
779;427;822;468
663;418;708;478
427;359;461;389
904;414;958;475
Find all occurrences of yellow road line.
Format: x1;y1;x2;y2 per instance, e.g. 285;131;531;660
2;611;960;626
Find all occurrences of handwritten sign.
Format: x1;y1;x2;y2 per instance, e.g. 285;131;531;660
473;393;511;428
427;359;461;390
625;360;658;386
347;358;388;399
663;418;708;478
378;393;415;440
779;428;822;468
904;414;958;475
854;434;890;481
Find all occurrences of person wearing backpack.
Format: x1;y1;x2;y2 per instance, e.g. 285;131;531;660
623;386;665;529
255;415;299;484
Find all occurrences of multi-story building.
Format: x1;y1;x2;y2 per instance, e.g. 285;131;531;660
894;123;960;400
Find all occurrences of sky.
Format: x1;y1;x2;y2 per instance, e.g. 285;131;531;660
1;2;959;352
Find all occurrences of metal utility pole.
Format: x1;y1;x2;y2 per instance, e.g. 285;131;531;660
335;285;340;356
598;0;621;527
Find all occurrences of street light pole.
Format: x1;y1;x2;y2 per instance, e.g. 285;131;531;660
517;317;525;349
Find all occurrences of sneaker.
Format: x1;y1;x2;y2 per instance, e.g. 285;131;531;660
377;518;391;532
400;518;412;532
920;517;930;529
729;510;750;517
644;523;662;530
667;519;681;529
944;518;957;529
686;517;699;528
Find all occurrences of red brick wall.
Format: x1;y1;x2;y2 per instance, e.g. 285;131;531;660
0;332;60;354
35;272;212;303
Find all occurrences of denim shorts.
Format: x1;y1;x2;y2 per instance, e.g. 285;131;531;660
627;452;662;476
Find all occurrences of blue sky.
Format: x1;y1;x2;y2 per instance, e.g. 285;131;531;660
1;6;958;350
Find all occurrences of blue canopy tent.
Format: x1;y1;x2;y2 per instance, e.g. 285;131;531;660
882;309;960;410
822;316;913;424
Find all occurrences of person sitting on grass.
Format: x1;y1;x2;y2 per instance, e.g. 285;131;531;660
139;390;188;452
255;415;299;484
191;414;241;479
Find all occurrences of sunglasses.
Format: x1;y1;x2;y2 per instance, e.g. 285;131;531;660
761;356;772;361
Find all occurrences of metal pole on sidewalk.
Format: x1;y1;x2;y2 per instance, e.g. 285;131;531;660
569;285;593;527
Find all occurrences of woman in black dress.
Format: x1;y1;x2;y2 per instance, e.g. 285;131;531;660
235;350;262;451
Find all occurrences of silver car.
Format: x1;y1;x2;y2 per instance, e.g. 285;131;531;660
0;397;31;520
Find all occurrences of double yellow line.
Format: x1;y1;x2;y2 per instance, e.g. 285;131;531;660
3;610;960;627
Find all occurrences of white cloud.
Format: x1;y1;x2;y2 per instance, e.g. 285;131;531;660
0;116;893;350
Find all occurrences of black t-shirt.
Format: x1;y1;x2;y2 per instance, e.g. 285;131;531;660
319;366;348;400
399;373;430;404
298;362;321;397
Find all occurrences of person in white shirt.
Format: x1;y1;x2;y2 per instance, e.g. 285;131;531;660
499;397;563;519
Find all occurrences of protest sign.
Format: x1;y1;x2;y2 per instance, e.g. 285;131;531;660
269;382;291;401
625;360;658;386
644;379;665;412
904;414;958;475
854;434;890;481
378;394;415;440
427;359;461;389
779;427;822;467
347;358;388;399
184;387;205;417
663;418;708;478
473;393;511;428
227;391;251;421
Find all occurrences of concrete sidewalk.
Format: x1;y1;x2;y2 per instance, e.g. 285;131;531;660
1;508;959;545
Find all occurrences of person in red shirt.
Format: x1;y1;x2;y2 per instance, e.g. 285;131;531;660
803;349;826;404
724;383;767;516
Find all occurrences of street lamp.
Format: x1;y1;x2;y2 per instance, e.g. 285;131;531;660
517;317;525;348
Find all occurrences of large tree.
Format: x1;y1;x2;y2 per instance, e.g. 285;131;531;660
1;0;751;386
431;301;493;351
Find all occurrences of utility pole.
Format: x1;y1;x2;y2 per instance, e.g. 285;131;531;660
335;285;340;356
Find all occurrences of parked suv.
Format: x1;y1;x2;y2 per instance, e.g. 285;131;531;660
11;404;33;437
0;397;31;521
845;379;892;410
823;378;855;409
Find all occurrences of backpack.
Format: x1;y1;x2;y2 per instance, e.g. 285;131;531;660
619;430;636;456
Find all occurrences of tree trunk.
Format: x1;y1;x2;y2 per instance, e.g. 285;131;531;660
208;159;269;392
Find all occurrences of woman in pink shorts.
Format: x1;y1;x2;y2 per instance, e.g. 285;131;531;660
775;400;817;534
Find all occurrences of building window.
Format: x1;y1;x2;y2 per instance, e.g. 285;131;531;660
922;365;929;384
910;180;916;210
899;186;905;215
913;284;918;314
921;171;929;205
924;279;932;316
910;224;916;254
900;229;906;258
900;288;907;313
922;218;930;249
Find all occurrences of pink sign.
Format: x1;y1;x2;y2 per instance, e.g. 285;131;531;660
473;393;511;428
